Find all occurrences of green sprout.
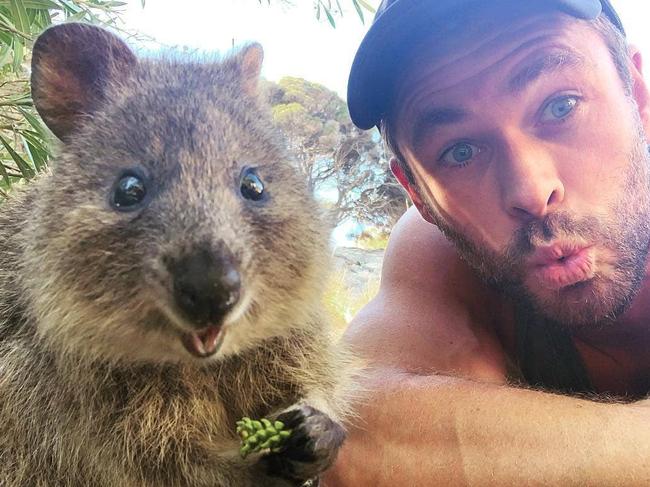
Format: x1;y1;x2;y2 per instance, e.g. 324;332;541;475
236;417;293;459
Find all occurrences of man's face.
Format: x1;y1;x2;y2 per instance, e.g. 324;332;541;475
392;8;650;327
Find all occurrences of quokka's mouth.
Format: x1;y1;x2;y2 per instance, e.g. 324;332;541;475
180;325;225;358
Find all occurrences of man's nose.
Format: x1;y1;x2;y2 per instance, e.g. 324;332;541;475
499;138;565;222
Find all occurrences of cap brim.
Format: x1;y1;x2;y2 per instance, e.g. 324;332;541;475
347;0;604;130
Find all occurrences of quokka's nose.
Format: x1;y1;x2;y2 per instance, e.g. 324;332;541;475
169;247;241;328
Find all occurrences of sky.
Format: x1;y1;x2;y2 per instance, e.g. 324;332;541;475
122;0;650;99
122;0;380;98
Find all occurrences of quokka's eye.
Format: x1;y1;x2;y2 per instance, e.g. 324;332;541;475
239;167;265;201
111;172;147;211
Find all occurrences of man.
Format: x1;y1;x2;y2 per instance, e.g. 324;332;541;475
325;0;650;485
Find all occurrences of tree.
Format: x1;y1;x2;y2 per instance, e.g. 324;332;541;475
0;0;137;197
265;76;409;233
257;0;377;28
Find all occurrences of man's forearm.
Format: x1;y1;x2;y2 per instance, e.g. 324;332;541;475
325;369;649;486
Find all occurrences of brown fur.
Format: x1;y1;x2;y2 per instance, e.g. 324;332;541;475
0;23;354;486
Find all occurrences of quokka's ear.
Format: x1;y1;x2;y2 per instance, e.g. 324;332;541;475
31;22;137;140
237;43;264;97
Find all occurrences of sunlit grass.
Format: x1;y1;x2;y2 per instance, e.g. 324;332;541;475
355;228;390;250
322;268;380;334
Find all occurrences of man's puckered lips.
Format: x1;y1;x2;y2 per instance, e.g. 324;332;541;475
347;0;624;130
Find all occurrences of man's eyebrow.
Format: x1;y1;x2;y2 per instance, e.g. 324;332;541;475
411;108;468;149
508;50;585;94
407;51;584;149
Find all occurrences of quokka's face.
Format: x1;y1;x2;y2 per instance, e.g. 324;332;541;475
25;24;328;364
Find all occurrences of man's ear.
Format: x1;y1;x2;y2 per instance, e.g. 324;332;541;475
628;46;650;137
390;157;436;224
31;23;137;140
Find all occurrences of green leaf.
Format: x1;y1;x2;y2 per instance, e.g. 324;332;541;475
0;30;12;47
18;107;52;142
67;10;87;21
58;0;82;16
0;160;10;188
20;134;35;165
19;130;49;170
0;91;31;106
39;6;51;23
23;143;47;172
8;0;30;37
12;36;23;71
29;8;50;32
0;133;34;179
0;42;12;66
352;0;363;23
356;0;375;13
322;2;335;27
20;132;48;171
0;0;59;9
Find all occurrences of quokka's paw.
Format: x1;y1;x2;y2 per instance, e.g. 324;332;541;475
262;404;346;486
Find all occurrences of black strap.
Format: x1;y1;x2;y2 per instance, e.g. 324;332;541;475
514;303;594;395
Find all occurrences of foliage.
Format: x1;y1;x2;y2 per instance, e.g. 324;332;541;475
265;76;409;232
355;227;390;250
257;0;376;28
0;0;133;196
322;267;380;330
236;417;292;458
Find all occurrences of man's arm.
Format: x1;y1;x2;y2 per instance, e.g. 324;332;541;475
325;207;650;486
328;367;648;486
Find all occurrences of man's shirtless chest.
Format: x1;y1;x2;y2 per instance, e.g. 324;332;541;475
489;295;650;399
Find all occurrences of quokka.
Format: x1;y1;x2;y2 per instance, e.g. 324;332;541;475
0;22;354;486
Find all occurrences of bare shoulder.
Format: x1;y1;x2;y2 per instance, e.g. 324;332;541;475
344;207;508;382
381;206;470;294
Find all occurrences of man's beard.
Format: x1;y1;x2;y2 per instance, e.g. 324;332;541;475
419;129;650;329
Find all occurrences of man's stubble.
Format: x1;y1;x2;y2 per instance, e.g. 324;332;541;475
414;116;650;329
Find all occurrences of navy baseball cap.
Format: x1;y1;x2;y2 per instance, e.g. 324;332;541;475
348;0;625;130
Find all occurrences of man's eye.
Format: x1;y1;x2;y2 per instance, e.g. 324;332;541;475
439;142;481;167
541;95;579;122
